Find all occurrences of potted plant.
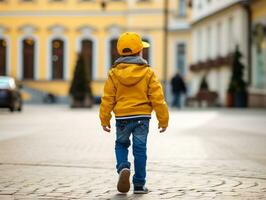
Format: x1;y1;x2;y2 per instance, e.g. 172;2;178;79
69;53;93;108
227;46;248;107
226;80;236;107
199;75;209;91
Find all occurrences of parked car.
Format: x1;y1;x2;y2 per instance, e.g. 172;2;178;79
0;76;23;112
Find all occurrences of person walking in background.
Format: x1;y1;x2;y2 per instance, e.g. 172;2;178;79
99;32;169;194
171;72;187;108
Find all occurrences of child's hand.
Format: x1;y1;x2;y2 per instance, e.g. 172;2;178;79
102;125;111;132
158;126;167;133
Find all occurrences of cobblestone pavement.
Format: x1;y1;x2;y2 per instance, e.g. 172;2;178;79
0;105;266;199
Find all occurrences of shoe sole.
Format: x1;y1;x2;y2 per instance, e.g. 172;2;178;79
133;191;148;194
117;169;130;193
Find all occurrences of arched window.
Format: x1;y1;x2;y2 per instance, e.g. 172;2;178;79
110;39;119;66
0;39;7;76
81;39;93;82
23;38;35;79
142;38;150;63
51;39;64;79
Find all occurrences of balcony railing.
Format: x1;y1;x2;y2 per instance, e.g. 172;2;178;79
190;53;233;72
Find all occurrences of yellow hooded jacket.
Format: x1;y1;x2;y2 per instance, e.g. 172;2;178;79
99;63;169;128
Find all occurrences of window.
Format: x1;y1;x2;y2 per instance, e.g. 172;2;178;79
197;30;202;61
198;0;202;9
81;39;93;81
176;43;186;76
217;22;221;56
178;0;186;17
207;26;211;58
0;39;7;76
110;39;119;66
228;17;234;52
22;38;35;79
51;39;64;79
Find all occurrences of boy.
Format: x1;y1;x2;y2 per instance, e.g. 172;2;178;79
99;32;169;194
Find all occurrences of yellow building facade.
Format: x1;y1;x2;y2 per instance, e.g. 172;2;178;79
0;0;192;102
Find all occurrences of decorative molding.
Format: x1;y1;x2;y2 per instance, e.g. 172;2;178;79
48;24;68;35
0;9;188;18
18;24;38;36
77;0;96;2
19;0;37;3
0;25;9;35
136;0;152;3
48;0;66;3
105;24;124;35
191;0;244;24
76;25;97;35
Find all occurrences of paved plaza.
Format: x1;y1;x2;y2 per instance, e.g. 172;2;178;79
0;105;266;199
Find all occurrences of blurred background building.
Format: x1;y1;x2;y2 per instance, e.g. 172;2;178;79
0;0;265;107
0;0;191;103
189;0;250;105
188;0;266;107
250;0;266;107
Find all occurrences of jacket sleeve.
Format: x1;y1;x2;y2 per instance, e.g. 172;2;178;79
148;71;169;128
99;73;116;126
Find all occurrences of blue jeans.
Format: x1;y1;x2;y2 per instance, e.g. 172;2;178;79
115;118;149;186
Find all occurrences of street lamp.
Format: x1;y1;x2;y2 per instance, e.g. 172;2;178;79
163;0;169;98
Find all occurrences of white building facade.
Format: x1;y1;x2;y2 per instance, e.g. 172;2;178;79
189;0;249;105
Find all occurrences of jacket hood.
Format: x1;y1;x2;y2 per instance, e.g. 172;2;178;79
112;56;149;86
114;56;148;65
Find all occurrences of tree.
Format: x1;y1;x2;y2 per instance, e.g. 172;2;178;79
69;53;93;107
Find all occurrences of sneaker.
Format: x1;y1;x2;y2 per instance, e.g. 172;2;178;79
133;185;149;194
117;168;130;193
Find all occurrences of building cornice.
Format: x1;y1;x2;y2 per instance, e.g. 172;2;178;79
191;0;246;25
0;9;179;17
0;9;163;17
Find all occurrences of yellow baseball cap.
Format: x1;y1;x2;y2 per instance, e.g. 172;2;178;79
117;32;150;56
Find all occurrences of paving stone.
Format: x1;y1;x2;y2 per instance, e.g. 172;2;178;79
0;106;266;199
